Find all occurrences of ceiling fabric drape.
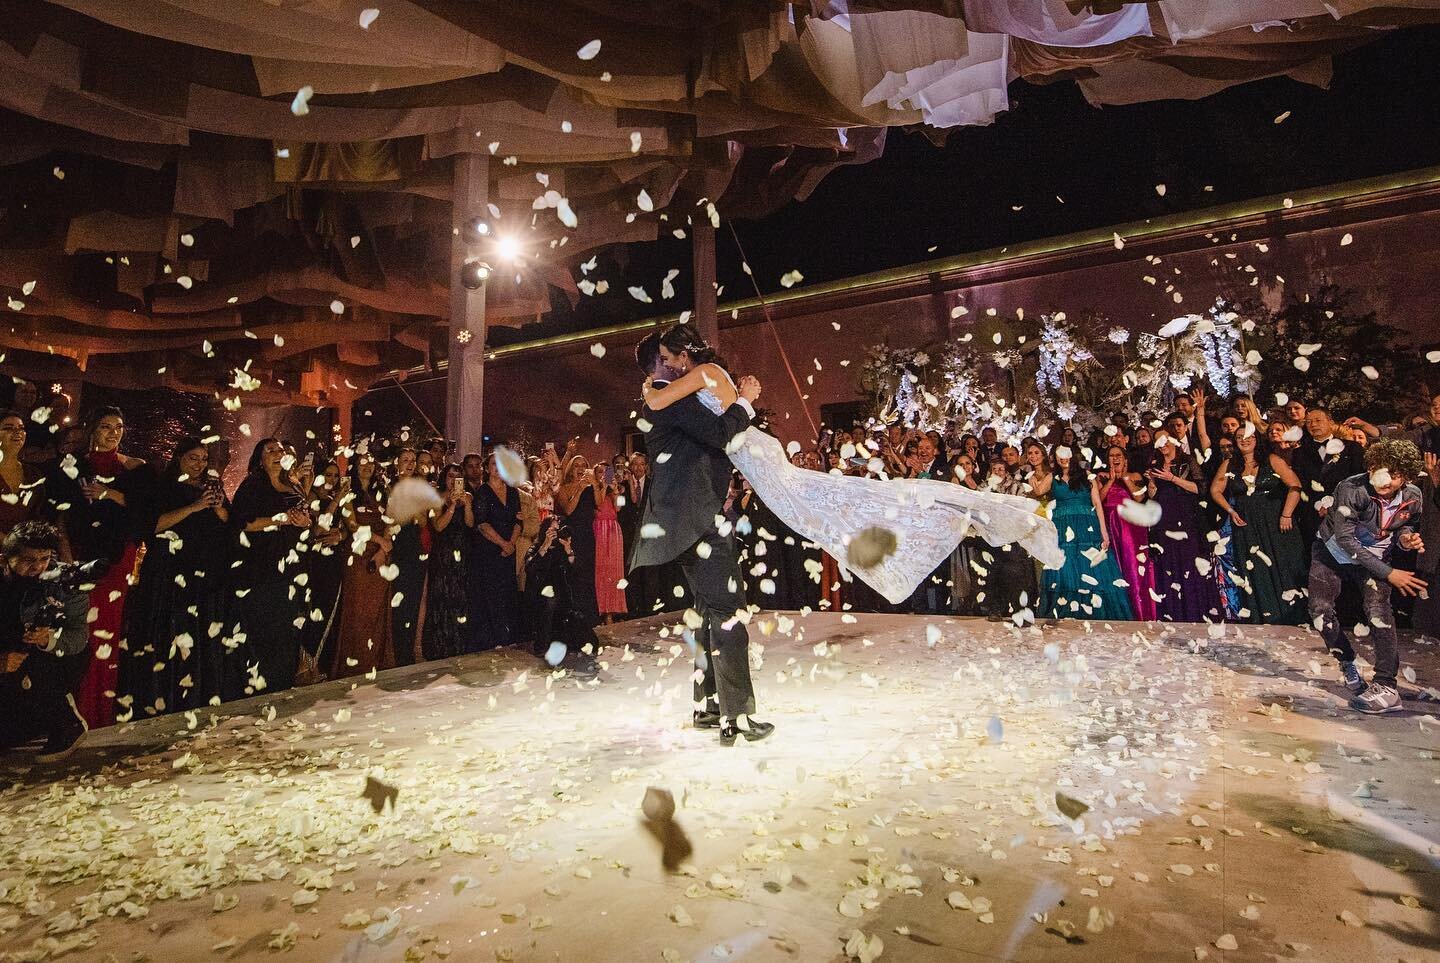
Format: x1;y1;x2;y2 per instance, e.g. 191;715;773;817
0;0;1436;402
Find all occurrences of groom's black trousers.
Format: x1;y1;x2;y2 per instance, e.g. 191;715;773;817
679;529;756;719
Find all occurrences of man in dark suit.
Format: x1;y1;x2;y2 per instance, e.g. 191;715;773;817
1294;406;1366;543
629;330;773;745
914;433;950;482
619;452;658;617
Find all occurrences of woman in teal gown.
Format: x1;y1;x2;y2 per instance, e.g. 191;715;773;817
1040;447;1135;621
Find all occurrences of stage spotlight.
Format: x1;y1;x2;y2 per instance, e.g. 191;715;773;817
462;216;490;245
461;258;491;290
494;234;521;262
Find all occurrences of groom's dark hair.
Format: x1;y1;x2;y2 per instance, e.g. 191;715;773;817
635;330;662;375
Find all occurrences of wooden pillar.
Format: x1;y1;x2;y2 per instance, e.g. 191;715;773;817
446;153;489;458
692;214;719;348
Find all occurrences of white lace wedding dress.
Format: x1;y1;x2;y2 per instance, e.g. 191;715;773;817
696;378;1064;605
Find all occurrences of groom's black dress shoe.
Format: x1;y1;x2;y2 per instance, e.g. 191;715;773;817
719;720;775;746
693;710;722;729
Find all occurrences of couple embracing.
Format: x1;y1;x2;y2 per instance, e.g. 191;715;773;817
629;323;1064;748
629;325;774;746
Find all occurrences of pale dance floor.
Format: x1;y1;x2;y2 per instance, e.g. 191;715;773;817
1;613;1437;962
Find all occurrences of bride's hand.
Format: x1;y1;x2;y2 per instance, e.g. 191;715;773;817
642;375;655;397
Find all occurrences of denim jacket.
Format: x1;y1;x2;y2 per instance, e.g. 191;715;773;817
1317;473;1423;579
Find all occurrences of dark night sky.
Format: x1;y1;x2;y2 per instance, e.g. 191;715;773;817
492;24;1440;346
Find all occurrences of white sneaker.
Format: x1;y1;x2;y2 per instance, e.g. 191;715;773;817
1349;682;1401;715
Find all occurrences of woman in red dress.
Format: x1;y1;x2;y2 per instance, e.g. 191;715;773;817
59;407;147;728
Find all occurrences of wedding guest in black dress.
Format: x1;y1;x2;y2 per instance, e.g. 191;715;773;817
297;459;348;681
1144;433;1221;623
55;406;149;729
426;464;473;660
460;451;487;651
229;438;312;695
474;451;521;649
557;455;599;627
0;409;53;537
120;437;237;716
387;448;426;666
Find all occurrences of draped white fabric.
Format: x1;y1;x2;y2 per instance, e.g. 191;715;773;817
729;426;1064;605
850;12;1010;127
961;0;1153;47
797;10;1010;128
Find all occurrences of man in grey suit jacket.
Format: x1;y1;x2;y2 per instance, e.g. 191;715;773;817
629;330;774;745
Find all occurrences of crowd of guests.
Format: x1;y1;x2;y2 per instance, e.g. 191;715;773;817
749;385;1436;712
1;376;1437;761
751;389;1418;625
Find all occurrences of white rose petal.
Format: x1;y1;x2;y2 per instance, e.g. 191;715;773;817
291;85;314;116
493;446;527;486
1117;498;1162;527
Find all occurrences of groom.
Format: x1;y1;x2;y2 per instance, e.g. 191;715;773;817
630;330;774;745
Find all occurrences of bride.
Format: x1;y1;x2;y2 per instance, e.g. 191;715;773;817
644;325;1063;605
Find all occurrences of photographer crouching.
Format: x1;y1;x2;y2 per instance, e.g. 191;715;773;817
1;521;97;762
522;515;599;672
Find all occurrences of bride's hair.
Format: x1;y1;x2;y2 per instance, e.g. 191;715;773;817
658;323;724;369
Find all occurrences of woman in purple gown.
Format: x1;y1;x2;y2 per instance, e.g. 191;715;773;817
1144;434;1221;622
1098;445;1156;621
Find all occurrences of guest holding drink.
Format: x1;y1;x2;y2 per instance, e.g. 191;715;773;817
59;406;148;727
120;437;234;715
229;438;312;693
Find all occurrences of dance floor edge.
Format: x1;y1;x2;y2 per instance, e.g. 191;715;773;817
1;614;1437;962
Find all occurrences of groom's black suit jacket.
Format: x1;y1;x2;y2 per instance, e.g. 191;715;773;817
628;384;752;571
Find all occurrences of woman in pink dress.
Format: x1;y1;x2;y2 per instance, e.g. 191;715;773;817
1098;445;1156;621
591;464;628;624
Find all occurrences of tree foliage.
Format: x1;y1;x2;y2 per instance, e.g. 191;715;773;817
1251;285;1433;421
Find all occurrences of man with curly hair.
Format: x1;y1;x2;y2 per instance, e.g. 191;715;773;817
1;520;97;761
1309;438;1427;713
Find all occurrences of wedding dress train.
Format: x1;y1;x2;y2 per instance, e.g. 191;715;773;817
724;424;1063;605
